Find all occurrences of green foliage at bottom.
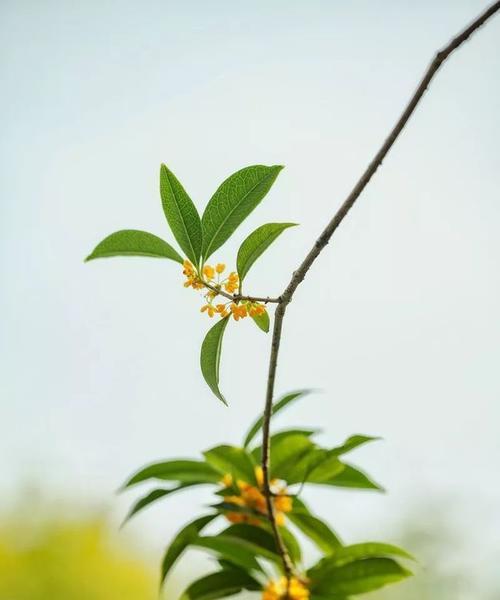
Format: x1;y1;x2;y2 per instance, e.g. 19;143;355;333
122;390;414;599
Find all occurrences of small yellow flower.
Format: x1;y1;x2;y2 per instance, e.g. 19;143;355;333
255;465;264;487
182;259;195;276
203;265;215;280
263;577;309;600
182;260;206;290
182;259;249;319
230;303;247;321
224;272;239;293
249;302;266;317
214;304;230;319
275;493;293;513
220;465;292;526
221;473;233;487
200;304;215;317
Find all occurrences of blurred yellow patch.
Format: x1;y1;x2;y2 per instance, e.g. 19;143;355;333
0;510;156;600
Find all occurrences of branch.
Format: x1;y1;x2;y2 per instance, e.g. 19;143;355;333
201;280;281;304
260;0;500;579
261;301;295;578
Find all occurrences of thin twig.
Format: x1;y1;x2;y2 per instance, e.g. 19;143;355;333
202;279;281;304
260;0;500;580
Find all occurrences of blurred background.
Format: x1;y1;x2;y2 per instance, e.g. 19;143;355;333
1;1;499;598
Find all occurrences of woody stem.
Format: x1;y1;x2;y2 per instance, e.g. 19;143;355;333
259;0;500;581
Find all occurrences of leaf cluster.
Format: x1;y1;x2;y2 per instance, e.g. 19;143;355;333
121;391;413;598
86;164;295;404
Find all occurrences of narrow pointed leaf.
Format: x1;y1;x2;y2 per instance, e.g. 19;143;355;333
269;433;316;481
203;445;257;484
200;317;229;404
309;557;412;595
270;428;319;443
122;483;204;525
202;165;283;259
237;222;297;282
193;535;275;572
329;435;381;456
243;389;312;448
251;428;318;463
279;525;302;565
251;309;269;333
305;452;345;484
122;459;220;488
160;164;202;264
222;523;302;565
211;502;263;520
323;463;384;491
85;229;183;263
326;542;415;567
288;498;342;553
161;515;217;585
179;569;260;600
310;596;347;600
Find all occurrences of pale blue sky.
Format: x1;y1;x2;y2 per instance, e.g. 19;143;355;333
1;0;499;588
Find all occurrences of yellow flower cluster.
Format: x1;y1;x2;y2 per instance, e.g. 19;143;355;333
182;260;204;290
183;260;266;321
263;577;310;600
201;303;229;318
221;466;292;526
201;262;239;293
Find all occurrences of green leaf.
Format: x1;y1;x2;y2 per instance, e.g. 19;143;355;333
179;569;261;600
204;445;257;484
201;165;283;259
279;525;302;565
211;502;262;520
250;430;319;483
85;229;183;263
194;534;279;572
161;515;217;585
221;524;276;553
237;222;297;282
159;164;203;264
200;317;229;404
305;452;345;484
322;463;384;491
329;435;380;456
309;557;412;595
122;459;221;488
310;596;347;600
222;523;301;565
243;389;312;448
288;498;341;553
251;309;270;333
122;483;204;524
270;428;319;443
269;433;316;481
325;542;415;567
